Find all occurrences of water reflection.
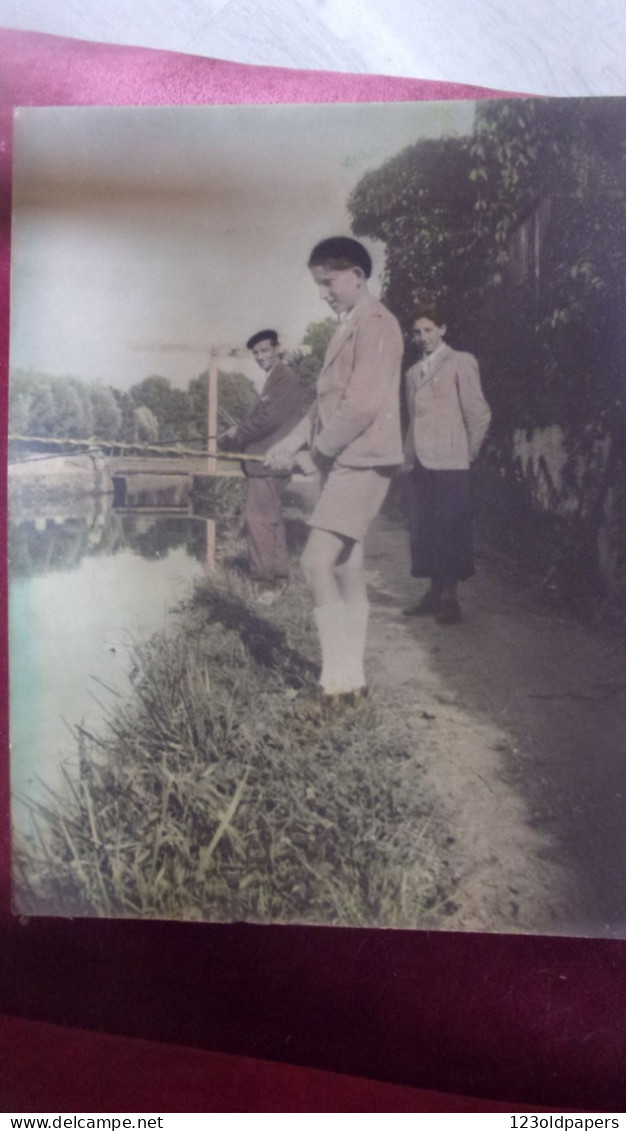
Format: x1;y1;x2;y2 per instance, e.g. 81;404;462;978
9;475;242;827
9;495;210;577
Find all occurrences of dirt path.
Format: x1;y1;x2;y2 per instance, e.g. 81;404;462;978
361;513;624;938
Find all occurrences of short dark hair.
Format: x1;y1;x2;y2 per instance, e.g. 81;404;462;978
413;303;447;328
246;329;279;350
308;237;372;279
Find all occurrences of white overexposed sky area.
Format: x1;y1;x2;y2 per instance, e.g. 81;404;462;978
11;101;475;390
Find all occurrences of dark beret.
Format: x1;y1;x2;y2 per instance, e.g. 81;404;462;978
246;329;279;350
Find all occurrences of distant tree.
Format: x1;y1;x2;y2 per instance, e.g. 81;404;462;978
133;404;159;443
27;381;57;437
89;384;123;440
53;381;79;437
129;376;173;439
110;388;137;443
187;370;257;441
68;377;94;438
8;371;34;434
166;387;193;442
287;319;337;407
51;378;90;438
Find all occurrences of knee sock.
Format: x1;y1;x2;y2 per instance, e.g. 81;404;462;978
313;601;352;694
343;597;369;691
313;598;369;694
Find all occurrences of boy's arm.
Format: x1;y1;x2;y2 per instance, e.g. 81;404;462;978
264;403;317;469
313;312;402;460
402;367;417;471
234;367;301;447
456;354;491;460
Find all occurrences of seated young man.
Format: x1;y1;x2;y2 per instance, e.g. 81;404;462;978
221;329;302;597
265;237;404;702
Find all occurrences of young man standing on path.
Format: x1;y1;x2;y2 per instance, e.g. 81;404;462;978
221;330;302;600
265;237;404;703
402;306;491;624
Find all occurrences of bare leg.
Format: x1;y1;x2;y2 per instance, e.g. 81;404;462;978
335;539;366;604
300;527;351;606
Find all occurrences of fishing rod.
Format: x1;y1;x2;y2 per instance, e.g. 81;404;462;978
8;434;266;462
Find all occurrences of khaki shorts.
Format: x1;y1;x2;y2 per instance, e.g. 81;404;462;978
308;464;395;542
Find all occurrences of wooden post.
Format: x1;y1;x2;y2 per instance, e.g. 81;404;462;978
205;518;216;572
207;358;218;475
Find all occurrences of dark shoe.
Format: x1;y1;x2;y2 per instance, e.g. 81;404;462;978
337;687;369;709
436;598;462;625
294;687;326;722
403;590;441;617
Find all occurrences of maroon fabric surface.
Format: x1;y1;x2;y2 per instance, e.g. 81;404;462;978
1;1015;576;1113
0;28;624;1114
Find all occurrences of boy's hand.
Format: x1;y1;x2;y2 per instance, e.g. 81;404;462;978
312;448;334;475
264;441;298;471
292;451;318;476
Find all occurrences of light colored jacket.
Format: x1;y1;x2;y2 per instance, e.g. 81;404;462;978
404;344;491;471
289;292;404;468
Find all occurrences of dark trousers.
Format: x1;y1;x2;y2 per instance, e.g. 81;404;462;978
244;475;289;582
404;460;475;584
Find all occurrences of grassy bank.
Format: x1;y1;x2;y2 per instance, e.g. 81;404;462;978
14;513;442;927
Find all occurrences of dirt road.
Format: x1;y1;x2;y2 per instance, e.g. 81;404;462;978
362;512;624;939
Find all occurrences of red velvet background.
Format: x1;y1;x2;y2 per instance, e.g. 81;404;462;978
0;29;624;1113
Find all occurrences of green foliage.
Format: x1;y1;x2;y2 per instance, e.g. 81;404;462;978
110;387;137;443
129;375;175;441
348;98;625;434
287;319;337;406
24;380;56;437
89;384;122;440
133;403;159;443
187;370;257;439
10;371;93;439
469;98;625;436
349;138;485;342
10;368;257;447
14;569;438;926
348;97;625;603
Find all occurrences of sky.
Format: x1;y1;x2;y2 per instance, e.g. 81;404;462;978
10;100;476;391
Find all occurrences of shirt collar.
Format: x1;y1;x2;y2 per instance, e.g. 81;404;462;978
421;342;447;371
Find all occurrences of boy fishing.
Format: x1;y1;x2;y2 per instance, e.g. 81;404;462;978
220;329;302;600
265;237;403;703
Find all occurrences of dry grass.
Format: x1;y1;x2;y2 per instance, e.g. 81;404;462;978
14;518;443;927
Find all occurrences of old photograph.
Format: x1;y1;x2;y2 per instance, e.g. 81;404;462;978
8;98;625;937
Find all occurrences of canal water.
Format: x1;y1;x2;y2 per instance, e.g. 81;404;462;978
9;481;239;833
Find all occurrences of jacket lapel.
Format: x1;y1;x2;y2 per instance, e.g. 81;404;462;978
322;317;356;370
416;344;452;389
321;293;374;370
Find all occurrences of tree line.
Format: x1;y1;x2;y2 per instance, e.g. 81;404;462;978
349;97;625;443
8;367;259;445
9;318;335;447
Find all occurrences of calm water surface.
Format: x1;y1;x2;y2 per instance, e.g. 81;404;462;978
9;492;221;831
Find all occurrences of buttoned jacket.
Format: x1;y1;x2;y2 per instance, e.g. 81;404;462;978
404;344;491;471
288;292;404;468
